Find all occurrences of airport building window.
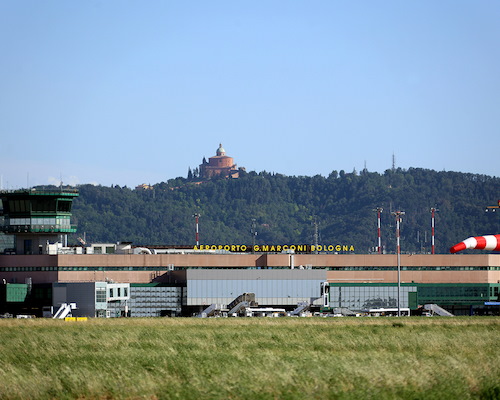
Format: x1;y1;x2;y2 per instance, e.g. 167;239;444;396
96;288;106;303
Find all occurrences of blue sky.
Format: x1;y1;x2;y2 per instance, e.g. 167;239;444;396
1;1;499;188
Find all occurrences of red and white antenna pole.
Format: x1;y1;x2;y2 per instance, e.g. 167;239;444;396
375;207;383;254
430;207;438;254
193;213;200;246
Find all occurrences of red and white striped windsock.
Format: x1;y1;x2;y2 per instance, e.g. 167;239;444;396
450;234;500;253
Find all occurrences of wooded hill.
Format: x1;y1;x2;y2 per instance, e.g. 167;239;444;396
70;168;500;254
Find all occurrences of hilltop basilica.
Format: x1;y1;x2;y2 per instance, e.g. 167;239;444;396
199;144;242;179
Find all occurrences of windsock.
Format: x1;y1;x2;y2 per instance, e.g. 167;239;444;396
450;234;500;253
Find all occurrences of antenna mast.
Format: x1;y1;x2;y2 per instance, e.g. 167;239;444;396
430;207;439;254
193;213;201;247
374;207;383;253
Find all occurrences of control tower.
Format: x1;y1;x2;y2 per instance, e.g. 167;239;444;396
0;189;78;254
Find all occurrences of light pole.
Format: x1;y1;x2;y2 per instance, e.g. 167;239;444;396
392;210;405;316
193;213;200;247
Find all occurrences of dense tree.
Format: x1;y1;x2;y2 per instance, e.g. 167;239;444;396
69;169;500;254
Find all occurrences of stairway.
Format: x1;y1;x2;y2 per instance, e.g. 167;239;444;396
424;304;454;317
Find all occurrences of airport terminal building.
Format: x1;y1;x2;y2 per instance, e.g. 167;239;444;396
1;250;499;317
1;189;500;317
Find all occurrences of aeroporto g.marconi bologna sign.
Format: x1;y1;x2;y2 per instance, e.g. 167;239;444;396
192;244;355;253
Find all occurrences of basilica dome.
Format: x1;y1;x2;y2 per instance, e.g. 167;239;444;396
216;144;226;156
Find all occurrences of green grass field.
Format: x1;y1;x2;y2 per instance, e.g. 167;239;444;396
0;317;499;399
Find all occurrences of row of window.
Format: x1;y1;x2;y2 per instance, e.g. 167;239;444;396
330;266;497;271
0;267;170;272
92;246;115;254
1;266;499;272
5;199;72;213
328;285;498;302
176;266;500;271
95;287;129;302
418;287;491;298
109;287;128;298
129;302;181;307
7;217;71;226
329;287;416;309
95;289;106;303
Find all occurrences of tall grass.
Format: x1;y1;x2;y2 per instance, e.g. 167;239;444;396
0;317;499;399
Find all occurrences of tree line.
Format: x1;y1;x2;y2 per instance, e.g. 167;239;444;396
69;168;500;254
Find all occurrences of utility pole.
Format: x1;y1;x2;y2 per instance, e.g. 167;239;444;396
193;213;200;247
392;210;405;317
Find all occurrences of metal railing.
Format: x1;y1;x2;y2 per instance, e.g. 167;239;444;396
0;188;78;195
